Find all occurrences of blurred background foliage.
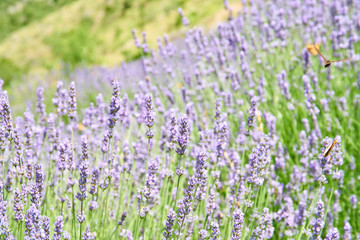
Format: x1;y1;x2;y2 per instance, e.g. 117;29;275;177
0;0;241;85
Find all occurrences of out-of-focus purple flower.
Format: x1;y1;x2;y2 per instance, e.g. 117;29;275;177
76;158;89;202
132;29;141;48
142;31;149;54
36;87;46;125
89;169;99;195
176;176;196;231
68;81;77;121
325;228;340;240
13;188;24;222
295;190;307;227
167;112;178;152
214;98;222;135
57;89;68;116
252;208;274;239
53;216;64;240
211;221;221;239
144;159;158;200
118;211;127;226
198;229;208;239
52;81;63;108
245;96;259;136
216;122;228;167
163;208;176;239
230;209;244;239
83;226;96;240
42;216;50;240
277;70;291;100
176;116;190;156
350;195;357;209
24;204;42;238
58;143;67;172
63;231;71;240
77;212;86;223
343;221;352;240
119;94;130;128
312;200;325;239
247;136;271;186
0;197;15;239
206;186;216;216
88;200;98;211
195;152;208;202
178;8;190;26
1;91;13;139
275;142;285;171
144;94;155;139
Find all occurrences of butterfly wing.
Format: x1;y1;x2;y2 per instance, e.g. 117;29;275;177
313;45;327;62
330;58;352;63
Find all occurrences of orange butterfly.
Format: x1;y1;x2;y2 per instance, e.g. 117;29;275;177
313;44;352;68
323;138;338;157
306;42;321;55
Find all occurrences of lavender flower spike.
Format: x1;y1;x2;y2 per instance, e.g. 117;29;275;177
68;81;77;121
53;216;64;240
163;208;176;239
230;209;244;240
176;116;190;156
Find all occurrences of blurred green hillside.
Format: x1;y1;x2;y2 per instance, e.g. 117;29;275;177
0;0;241;84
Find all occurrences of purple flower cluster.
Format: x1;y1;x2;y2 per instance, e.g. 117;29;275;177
0;0;359;239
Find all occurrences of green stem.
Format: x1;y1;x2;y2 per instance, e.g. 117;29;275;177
174;175;181;208
79;200;83;240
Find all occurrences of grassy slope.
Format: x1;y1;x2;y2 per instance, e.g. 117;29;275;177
0;0;241;81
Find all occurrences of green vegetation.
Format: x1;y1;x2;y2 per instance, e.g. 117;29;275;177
0;0;241;83
0;0;77;41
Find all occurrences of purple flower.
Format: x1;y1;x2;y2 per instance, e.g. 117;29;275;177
198;229;208;239
42;216;50;240
144;94;155;139
343;221;352;240
178;8;190;26
144;159;158;200
211;221;221;239
312;200;325;238
1;91;13;138
83;226;96;240
36;87;46;125
0;197;15;239
68;81;77;121
132;29;141;48
76;159;89;202
325;228;340;240
89;169;99;195
57;89;68;116
166;112;178;152
245;96;259;135
118;211;127;226
107;81;121;131
24;204;42;238
76;212;86;223
230;209;244;240
88;201;98;211
176;177;196;230
247;136;271;186
350;195;357;209
176;116;190;156
58;143;67;172
53;216;64;240
13;188;24;222
252;208;274;239
163;208;176;239
195;152;208;202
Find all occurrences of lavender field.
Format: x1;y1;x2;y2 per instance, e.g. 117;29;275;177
1;0;360;239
